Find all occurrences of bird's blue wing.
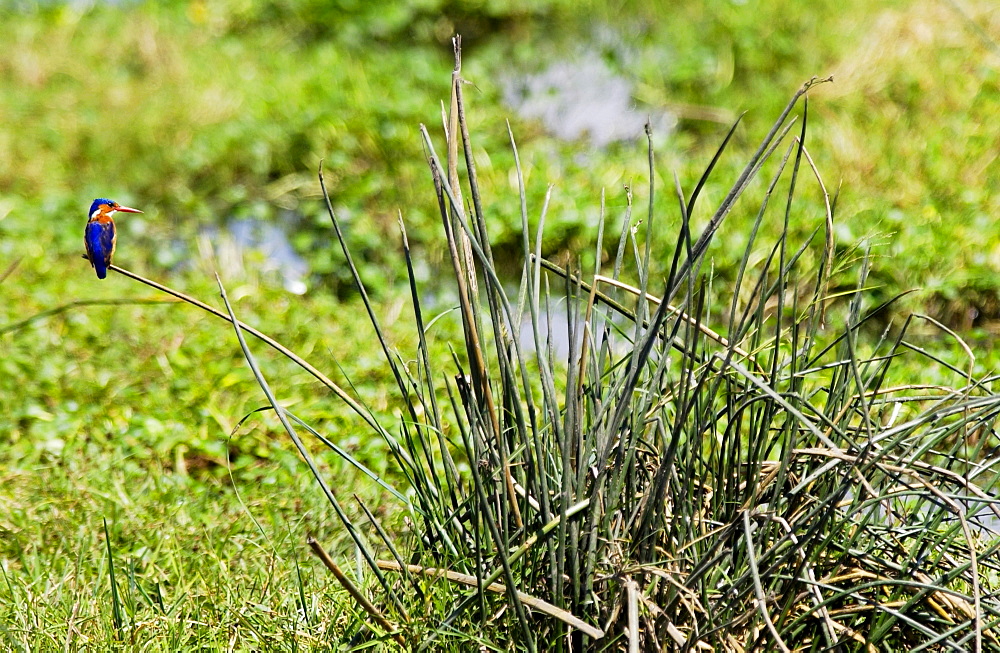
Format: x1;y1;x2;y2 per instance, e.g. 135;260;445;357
85;221;116;279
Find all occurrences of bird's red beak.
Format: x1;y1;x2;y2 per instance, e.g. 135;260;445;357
116;206;143;214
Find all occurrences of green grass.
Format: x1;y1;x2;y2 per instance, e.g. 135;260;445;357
1;440;344;649
0;271;436;647
2;0;999;649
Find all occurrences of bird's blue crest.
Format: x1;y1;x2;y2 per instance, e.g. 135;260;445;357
89;198;114;216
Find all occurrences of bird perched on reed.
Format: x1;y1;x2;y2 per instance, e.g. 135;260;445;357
84;198;142;279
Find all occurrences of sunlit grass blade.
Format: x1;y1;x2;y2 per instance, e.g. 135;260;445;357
103;518;124;637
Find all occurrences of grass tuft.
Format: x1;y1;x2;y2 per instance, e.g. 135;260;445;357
319;58;1000;649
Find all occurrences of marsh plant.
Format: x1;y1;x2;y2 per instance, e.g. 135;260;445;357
212;55;1000;651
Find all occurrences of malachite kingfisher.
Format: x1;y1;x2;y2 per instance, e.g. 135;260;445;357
84;198;142;279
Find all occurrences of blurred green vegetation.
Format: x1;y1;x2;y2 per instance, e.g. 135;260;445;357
1;0;998;646
2;0;997;303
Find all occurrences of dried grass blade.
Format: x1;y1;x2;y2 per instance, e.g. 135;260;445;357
376;560;604;640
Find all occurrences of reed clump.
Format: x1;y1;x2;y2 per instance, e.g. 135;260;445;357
215;53;1000;651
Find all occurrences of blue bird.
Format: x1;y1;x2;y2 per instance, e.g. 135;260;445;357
84;198;142;279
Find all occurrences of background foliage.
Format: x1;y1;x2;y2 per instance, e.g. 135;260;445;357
1;0;998;648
